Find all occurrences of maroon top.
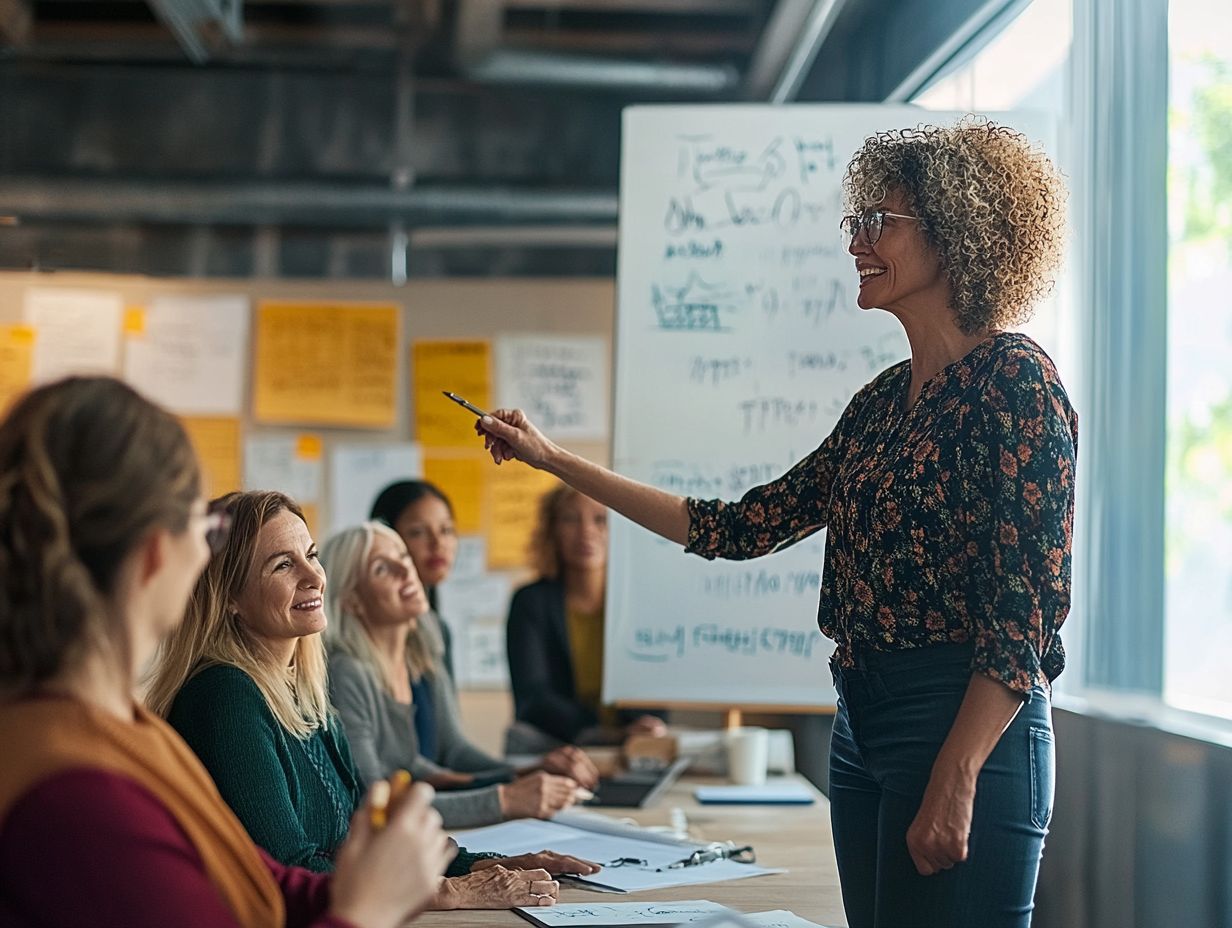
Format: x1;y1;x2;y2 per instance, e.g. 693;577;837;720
0;769;357;928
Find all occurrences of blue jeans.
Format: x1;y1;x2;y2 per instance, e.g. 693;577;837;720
829;642;1054;928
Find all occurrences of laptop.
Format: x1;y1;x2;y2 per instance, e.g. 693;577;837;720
582;756;692;808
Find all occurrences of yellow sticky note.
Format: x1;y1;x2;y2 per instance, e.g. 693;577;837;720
181;417;242;499
295;434;323;461
423;453;486;535
487;464;558;569
253;302;399;428
412;340;491;448
300;503;321;539
0;324;36;415
123;307;147;336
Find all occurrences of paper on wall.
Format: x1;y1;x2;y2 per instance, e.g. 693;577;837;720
0;324;36;414
496;334;609;440
436;570;512;686
123;294;250;415
328;442;422;536
244;434;325;504
412;339;491;447
23;287;123;383
181;417;243;498
422;453;486;534
253;301;399;428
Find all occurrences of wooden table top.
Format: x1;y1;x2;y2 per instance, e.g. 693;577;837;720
416;774;848;927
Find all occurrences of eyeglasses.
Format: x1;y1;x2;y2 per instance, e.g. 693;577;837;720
839;208;922;246
203;502;233;555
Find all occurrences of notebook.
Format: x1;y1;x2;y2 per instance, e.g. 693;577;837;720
693;781;816;805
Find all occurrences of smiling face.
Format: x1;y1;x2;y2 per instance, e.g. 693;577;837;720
554;494;608;573
353;530;429;630
849;190;948;315
231;509;327;653
394;494;457;589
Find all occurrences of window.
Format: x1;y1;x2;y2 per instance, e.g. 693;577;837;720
1164;2;1232;717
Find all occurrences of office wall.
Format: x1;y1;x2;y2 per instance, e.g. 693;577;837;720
1037;706;1232;928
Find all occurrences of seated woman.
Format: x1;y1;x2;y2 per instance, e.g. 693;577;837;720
0;377;450;928
321;521;596;829
145;490;597;910
507;486;666;750
371;480;601;775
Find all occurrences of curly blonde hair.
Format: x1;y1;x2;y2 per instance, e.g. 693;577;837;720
842;117;1067;334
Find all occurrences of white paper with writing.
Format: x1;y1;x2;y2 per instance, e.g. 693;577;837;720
328;443;422;536
496;334;609;439
244;435;324;503
124;294;249;415
23;288;123;383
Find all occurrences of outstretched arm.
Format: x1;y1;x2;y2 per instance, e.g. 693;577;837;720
476;409;690;545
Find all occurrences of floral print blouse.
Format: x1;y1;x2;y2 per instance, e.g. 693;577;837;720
686;332;1077;695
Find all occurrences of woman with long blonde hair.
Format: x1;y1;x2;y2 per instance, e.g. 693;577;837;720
147;490;584;910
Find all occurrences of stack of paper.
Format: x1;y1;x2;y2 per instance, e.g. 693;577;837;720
453;811;783;894
512;901;833;928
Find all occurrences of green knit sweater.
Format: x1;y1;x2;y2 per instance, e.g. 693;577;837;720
167;663;490;875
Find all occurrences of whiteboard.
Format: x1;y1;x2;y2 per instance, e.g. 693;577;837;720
604;104;998;708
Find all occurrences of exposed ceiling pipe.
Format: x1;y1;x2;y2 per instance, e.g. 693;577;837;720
461;47;740;95
451;0;737;96
0;177;618;228
146;0;243;64
769;0;847;102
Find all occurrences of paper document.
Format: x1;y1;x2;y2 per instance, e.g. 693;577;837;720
744;912;833;928
453;814;783;893
514;900;734;927
694;781;816;805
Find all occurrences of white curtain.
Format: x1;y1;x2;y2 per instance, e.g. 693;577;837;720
1069;0;1170;692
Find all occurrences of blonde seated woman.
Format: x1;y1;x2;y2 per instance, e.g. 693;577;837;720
0;378;450;928
320;521;601;830
145;490;594;911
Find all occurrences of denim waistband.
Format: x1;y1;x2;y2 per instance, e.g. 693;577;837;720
836;640;976;674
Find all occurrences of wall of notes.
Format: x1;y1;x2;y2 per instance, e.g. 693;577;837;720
0;273;614;688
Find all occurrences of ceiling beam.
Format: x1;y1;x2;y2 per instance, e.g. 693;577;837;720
502;0;760;13
0;0;33;47
146;0;244;63
766;0;846;102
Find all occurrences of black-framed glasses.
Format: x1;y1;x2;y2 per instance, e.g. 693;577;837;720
839;208;922;246
203;501;233;555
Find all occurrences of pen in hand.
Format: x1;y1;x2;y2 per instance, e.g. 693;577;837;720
369;769;413;830
442;391;489;418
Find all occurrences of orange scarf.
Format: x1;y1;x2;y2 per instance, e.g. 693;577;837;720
0;696;285;928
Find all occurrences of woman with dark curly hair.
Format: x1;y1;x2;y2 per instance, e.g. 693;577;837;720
471;118;1076;928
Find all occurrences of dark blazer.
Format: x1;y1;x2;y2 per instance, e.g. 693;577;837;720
506;578;595;742
506;578;663;743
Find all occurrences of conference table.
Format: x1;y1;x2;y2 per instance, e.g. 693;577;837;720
420;773;848;928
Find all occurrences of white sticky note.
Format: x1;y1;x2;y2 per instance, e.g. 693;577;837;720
23;288;123;383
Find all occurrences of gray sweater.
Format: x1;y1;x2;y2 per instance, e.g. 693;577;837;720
328;650;515;829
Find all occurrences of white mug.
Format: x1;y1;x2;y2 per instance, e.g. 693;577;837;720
725;726;769;786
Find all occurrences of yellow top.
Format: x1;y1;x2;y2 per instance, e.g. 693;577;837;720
566;603;618;727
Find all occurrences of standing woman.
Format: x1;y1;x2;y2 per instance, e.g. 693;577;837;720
506;486;667;748
473;119;1074;928
0;378;451;928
